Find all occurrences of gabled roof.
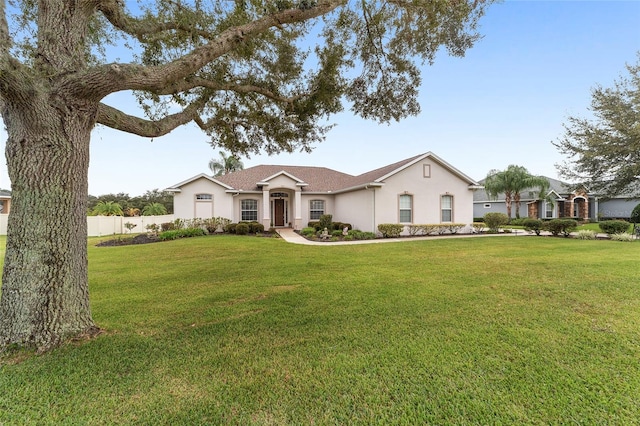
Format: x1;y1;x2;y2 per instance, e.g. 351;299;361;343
167;152;481;193
213;165;355;192
334;152;481;194
165;173;234;192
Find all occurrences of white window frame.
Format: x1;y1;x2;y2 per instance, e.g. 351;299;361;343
441;195;453;222
399;194;413;223
545;201;554;218
309;200;325;221
241;199;258;221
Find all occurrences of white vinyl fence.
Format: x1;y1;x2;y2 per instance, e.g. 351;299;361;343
87;215;174;236
0;214;175;237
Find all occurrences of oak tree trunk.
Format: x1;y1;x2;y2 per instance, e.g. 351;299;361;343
0;93;98;352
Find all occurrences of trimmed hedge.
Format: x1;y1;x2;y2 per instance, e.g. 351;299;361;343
483;213;509;232
523;218;543;235
599;220;630;235
543;219;578;237
377;223;404;238
158;227;206;241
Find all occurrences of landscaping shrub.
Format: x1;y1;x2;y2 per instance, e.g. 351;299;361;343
331;230;343;237
446;223;465;234
378;223;404;238
202;218;218;234
235;222;250;235
610;232;635;242
577;230;597;240
510;218;525;226
247;221;264;233
225;223;237;234
301;227;315;236
161;222;176;231
348;230;376;240
319;214;333;231
631;204;640;224
202;217;231;233
158;227;206;241
145;223;160;235
472;222;486;233
436;224;449;235
407;225;424;236
483;213;509;233
543;219;578;237
421;225;439;235
332;222;352;231
307;221;320;231
599;220;630;235
523;218;543;235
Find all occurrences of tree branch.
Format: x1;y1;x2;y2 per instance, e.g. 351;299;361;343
70;1;344;100
156;77;307;104
96;99;205;137
95;0;215;41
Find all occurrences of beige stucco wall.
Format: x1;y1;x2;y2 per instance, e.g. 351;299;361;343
378;160;474;225
334;190;375;231
334;160;475;233
172;177;234;220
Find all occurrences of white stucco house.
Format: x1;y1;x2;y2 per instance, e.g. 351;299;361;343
166;152;482;233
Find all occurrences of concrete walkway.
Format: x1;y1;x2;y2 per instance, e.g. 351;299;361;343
275;228;533;246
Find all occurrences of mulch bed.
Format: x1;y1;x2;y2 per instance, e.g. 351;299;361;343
95;234;160;247
95;232;277;247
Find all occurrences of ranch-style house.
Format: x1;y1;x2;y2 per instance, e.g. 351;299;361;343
166;152;483;233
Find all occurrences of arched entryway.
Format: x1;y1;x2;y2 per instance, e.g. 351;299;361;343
572;196;588;220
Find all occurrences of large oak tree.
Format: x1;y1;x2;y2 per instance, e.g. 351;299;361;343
0;0;493;352
555;55;640;196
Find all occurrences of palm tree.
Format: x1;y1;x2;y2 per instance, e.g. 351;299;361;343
484;165;550;220
91;201;124;216
208;151;244;176
142;202;168;216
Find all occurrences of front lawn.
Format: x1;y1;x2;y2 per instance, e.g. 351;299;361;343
1;236;640;424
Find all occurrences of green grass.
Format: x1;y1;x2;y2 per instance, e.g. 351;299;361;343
2;235;640;424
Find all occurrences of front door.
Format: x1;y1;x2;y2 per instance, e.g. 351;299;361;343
274;199;285;226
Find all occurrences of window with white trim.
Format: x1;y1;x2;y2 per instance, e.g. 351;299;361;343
196;193;212;200
241;199;258;221
545;202;553;218
309;200;325;220
441;195;453;222
399;194;412;223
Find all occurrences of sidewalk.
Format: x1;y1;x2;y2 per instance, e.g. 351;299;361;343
275;228;534;246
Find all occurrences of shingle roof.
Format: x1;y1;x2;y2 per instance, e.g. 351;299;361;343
168;152;480;193
214;165;355;192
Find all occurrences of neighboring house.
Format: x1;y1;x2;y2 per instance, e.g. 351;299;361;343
0;190;11;214
166;152;482;233
473;176;640;221
596;182;640;220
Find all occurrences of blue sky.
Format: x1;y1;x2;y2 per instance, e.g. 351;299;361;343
1;0;639;195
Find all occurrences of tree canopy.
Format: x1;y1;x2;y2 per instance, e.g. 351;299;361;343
555;54;640;196
0;0;494;352
484;165;549;220
2;0;493;154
